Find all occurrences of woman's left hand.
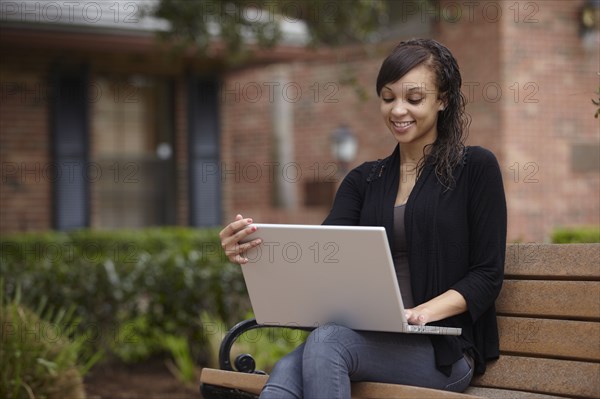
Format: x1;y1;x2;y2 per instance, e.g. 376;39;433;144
405;308;431;326
405;289;468;325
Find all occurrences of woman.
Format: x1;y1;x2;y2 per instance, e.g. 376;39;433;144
219;38;507;398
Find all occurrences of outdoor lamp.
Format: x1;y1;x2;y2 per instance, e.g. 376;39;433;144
580;0;600;50
330;125;358;173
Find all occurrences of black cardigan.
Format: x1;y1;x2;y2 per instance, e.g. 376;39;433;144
322;145;507;375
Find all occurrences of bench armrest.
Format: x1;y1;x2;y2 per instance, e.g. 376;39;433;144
218;318;313;373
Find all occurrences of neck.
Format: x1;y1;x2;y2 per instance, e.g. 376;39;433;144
399;143;429;166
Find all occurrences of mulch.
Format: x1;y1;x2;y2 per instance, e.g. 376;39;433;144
84;359;202;399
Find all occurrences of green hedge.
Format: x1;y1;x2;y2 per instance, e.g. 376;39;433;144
551;226;600;243
0;227;250;363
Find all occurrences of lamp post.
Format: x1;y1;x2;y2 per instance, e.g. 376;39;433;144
330;125;358;175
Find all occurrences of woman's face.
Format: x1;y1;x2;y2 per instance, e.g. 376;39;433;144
379;64;445;150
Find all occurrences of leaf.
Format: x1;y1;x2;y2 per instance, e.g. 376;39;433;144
37;358;58;377
150;0;388;57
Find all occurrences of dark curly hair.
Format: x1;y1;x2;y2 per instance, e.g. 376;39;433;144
376;38;470;190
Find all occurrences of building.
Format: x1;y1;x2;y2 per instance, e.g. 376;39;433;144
1;0;598;242
0;0;309;230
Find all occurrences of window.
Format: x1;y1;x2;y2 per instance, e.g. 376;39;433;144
91;75;176;228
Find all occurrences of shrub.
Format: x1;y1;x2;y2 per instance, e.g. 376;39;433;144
0;227;251;364
0;285;101;399
551;226;600;243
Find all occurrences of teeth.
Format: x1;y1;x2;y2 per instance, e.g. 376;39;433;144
393;121;414;127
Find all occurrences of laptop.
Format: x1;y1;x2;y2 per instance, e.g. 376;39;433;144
239;223;461;336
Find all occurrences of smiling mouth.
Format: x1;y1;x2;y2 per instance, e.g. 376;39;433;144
392;121;415;128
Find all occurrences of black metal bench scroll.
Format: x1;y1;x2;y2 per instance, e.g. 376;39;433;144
218;318;314;373
218;318;264;374
201;318;314;399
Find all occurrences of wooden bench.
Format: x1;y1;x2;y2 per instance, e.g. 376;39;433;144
200;243;600;398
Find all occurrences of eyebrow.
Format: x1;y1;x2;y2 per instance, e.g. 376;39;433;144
382;85;425;93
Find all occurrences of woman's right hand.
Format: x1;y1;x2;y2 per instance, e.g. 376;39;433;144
219;214;262;265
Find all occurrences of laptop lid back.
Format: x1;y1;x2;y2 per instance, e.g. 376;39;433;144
239;223;408;332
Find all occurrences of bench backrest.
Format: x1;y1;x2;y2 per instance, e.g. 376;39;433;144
471;243;600;398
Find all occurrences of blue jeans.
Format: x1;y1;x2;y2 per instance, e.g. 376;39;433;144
260;325;473;399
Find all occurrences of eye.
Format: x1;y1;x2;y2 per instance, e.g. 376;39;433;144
382;97;394;103
408;98;423;105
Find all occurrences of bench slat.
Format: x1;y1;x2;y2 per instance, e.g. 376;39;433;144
471;355;600;398
201;368;267;395
504;243;600;279
200;368;483;398
497;316;600;361
349;381;480;398
496;280;600;320
466;386;575;399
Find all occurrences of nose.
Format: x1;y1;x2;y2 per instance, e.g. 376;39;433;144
391;101;408;117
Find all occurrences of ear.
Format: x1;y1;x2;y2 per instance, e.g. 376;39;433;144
438;95;447;112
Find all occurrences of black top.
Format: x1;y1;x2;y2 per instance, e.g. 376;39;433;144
322;145;507;376
392;204;414;308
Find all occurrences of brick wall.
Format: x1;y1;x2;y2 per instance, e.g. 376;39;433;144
435;0;504;155
0;53;52;232
174;76;189;226
499;0;600;242
220;47;400;226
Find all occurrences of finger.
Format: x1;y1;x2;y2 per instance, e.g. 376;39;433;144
231;254;248;264
405;310;422;325
222;224;258;252
227;238;263;263
219;214;247;237
231;223;258;244
220;216;253;241
242;238;262;252
221;226;256;255
233;246;262;264
223;232;260;259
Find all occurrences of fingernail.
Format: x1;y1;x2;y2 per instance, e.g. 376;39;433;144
247;218;253;223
